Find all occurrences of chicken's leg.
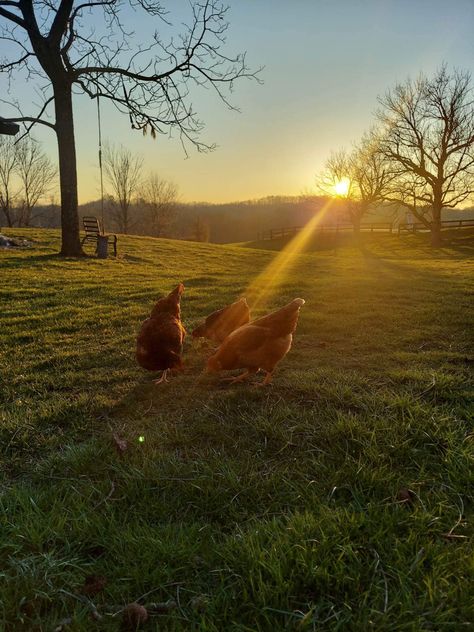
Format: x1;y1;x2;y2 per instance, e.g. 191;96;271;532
256;371;273;387
153;369;169;384
221;370;252;385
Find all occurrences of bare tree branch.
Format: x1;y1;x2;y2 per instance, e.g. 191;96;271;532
376;66;474;244
0;0;260;254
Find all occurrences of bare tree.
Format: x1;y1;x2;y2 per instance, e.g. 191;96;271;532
0;136;17;227
142;173;178;237
318;136;392;233
15;138;57;226
0;1;260;255
104;144;142;234
193;214;210;242
376;66;474;246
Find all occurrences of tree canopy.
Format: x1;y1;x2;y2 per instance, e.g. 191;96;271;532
0;0;260;254
376;66;474;245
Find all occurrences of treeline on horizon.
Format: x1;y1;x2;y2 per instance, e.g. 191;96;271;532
4;194;474;244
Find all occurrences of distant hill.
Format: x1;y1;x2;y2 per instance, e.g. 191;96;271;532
15;195;474;244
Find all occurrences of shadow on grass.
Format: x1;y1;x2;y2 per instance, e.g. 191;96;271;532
0;252;97;269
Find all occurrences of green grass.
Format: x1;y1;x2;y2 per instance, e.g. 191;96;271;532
0;228;473;631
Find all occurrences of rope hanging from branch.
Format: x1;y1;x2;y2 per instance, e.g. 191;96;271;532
96;92;105;228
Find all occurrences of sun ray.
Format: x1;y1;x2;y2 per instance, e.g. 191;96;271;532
246;198;334;312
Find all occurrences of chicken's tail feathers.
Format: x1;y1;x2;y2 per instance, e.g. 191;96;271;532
248;297;305;335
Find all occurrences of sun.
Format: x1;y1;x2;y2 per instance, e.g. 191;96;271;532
333;177;351;197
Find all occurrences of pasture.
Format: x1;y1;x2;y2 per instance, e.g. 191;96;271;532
0;229;473;631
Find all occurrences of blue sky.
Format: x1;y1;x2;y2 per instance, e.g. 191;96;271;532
2;0;473;203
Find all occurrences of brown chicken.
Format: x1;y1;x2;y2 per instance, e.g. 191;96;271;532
136;283;186;384
192;297;250;344
206;298;305;385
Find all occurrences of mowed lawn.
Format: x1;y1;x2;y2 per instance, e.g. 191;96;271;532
0;229;473;631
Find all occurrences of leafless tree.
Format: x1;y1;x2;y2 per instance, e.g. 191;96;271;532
318;135;392;233
376;66;474;246
104;143;142;234
193;214;210;242
0;136;18;227
142;173;178;237
0;1;260;255
15;138;57;226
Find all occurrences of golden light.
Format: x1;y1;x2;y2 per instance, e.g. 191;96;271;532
246;197;335;312
333;177;350;197
177;199;336;397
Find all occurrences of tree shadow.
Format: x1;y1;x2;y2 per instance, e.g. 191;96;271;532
0;252;96;269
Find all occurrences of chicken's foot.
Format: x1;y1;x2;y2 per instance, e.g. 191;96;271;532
221;370;252;385
256;371;273;387
153;369;170;384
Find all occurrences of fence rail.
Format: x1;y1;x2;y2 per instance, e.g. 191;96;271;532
257;222;393;241
398;218;474;234
257;218;474;241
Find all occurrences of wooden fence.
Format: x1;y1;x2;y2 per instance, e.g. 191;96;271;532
257;222;393;241
398;218;474;234
258;218;474;241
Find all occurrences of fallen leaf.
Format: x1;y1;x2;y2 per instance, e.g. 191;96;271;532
396;488;415;504
82;574;107;596
121;602;149;630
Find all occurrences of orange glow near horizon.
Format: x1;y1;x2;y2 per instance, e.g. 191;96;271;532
245;198;334;312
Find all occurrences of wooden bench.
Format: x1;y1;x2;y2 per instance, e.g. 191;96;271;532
81;216;117;256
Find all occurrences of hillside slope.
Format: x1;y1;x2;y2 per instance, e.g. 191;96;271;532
1;229;473;631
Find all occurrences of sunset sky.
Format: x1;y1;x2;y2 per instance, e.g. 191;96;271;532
4;0;474;204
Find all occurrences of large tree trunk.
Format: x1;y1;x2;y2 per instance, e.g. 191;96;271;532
54;83;84;256
1;207;14;227
431;203;442;247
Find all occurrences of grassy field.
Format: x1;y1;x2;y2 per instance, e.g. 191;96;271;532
0;228;473;631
